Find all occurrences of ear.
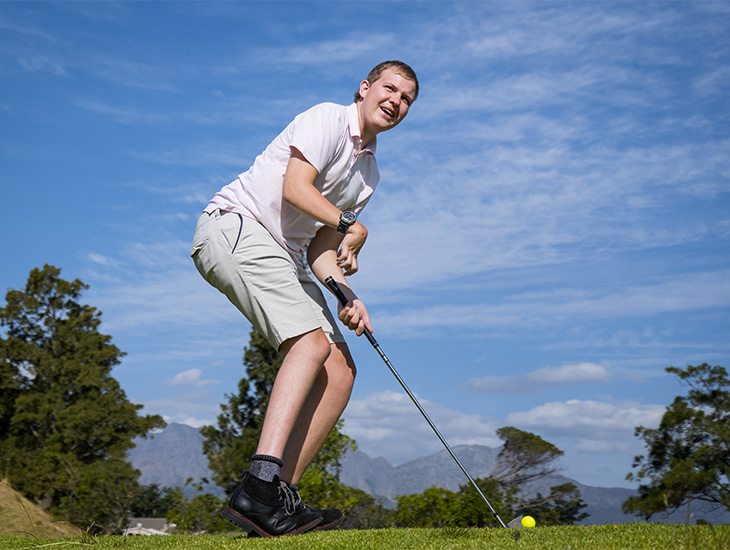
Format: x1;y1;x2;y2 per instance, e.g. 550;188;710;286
358;79;370;99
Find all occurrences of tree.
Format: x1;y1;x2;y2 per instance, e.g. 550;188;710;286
395;478;509;528
493;426;564;490
393;427;588;527
494;427;587;525
167;492;230;533
165;481;229;533
624;363;730;521
338;489;395;530
201;329;356;502
0;265;165;532
130;484;181;518
395;486;461;528
451;477;511;528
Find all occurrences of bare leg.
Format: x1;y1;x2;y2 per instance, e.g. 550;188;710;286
280;342;356;485
255;329;331;460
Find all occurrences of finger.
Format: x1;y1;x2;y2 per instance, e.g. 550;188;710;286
362;311;373;334
347;309;361;329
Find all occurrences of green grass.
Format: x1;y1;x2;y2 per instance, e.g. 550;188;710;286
0;524;729;550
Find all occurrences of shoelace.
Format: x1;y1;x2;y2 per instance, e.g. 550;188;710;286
279;481;303;517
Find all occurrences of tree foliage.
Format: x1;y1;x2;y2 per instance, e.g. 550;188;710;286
394;427;587;527
129;484;181;518
624;363;730;520
338;488;395;530
0;265;165;532
493;426;564;489
165;481;230;533
396;478;510;528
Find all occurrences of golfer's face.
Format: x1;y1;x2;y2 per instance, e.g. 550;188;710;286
359;68;416;135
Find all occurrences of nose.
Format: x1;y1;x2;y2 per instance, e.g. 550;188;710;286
387;93;400;110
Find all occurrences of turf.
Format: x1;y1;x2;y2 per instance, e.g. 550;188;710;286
1;524;729;550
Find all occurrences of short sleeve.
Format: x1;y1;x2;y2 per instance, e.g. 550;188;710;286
288;103;348;174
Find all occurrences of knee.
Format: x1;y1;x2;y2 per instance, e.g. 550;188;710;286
280;329;331;366
328;343;357;386
313;332;333;365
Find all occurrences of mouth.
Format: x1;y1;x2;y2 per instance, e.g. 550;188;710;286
380;105;396;120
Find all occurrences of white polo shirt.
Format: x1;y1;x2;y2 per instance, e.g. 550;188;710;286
206;102;379;262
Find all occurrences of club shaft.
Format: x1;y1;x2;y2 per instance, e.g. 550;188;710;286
324;277;507;528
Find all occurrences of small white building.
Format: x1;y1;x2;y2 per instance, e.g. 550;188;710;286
123;518;175;536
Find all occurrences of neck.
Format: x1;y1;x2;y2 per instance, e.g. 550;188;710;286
356;101;376;149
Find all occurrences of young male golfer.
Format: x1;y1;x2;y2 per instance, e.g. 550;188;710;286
191;60;419;537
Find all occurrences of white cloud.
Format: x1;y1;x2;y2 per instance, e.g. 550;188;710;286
694;65;730;97
506;399;665;440
0;16;58;42
574;438;628;454
87;253;118;267
87;260;245;335
18;55;67;76
172;416;212;429
143;395;220;427
167;368;219;387
342;390;501;466
367;270;730;335
468;362;610;394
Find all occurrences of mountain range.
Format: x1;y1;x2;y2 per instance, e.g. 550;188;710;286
129;423;728;525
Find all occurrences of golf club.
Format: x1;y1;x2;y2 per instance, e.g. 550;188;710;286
324;277;507;528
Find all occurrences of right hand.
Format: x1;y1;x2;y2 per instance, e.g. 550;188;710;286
337;294;373;336
336;221;367;275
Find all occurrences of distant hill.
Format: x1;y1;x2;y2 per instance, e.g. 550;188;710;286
129;423;729;525
0;479;82;538
339;446;638;524
128;422;223;498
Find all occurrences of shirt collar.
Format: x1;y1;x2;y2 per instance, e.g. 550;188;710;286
347;102;377;155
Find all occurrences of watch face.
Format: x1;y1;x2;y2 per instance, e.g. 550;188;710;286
342;211;357;224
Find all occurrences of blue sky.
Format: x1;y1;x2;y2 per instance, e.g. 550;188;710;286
1;1;729;490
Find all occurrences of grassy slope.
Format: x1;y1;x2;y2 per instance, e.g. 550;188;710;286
0;524;729;550
0;480;81;538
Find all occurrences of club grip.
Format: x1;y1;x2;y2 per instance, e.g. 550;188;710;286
325;276;349;306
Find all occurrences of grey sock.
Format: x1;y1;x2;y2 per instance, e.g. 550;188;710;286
250;454;283;482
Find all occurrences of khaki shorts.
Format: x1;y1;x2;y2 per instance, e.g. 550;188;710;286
191;210;344;349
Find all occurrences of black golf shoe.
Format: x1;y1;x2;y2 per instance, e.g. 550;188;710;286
279;481;345;531
221;472;322;537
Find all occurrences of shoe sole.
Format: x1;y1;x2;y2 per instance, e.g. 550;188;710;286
313;514;345;531
221;506;322;538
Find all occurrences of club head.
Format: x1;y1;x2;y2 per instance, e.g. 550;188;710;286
507;516;524;528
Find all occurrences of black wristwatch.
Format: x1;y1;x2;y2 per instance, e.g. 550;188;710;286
337;211;357;234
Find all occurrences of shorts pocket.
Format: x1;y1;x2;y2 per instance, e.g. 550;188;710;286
190;212;213;257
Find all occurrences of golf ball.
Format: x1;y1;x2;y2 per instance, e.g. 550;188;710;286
521;516;536;528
